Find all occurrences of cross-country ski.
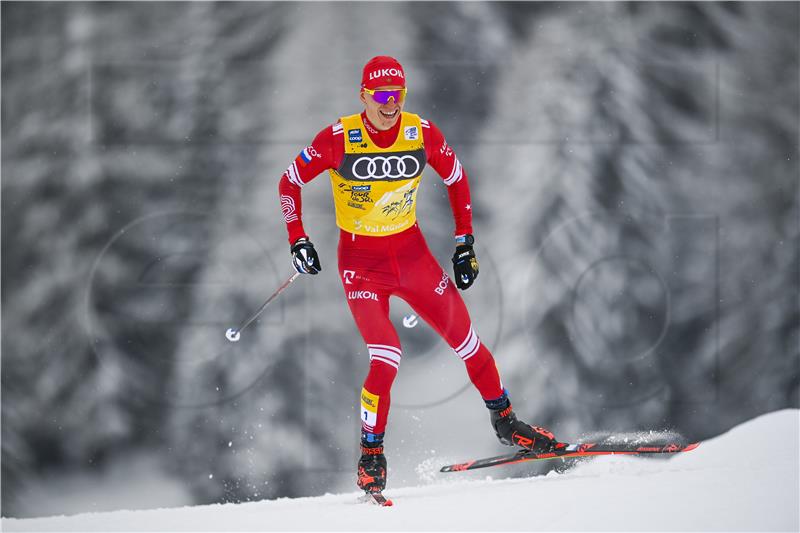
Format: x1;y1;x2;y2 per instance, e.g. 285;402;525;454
441;441;700;472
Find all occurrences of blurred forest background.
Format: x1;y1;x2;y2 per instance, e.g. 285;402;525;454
2;1;798;519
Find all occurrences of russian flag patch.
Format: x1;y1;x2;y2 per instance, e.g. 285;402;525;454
296;147;313;167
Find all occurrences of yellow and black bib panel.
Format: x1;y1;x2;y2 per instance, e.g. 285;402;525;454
329;112;426;236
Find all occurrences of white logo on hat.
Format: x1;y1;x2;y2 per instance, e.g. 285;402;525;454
369;68;405;81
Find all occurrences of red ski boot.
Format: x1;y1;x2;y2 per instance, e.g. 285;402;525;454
357;442;387;493
490;404;559;453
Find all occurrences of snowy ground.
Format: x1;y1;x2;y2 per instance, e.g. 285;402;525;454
4;409;798;532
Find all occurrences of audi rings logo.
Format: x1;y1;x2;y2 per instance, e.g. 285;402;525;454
351;155;421;180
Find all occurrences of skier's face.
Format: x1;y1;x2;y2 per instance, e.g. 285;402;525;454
360;85;405;131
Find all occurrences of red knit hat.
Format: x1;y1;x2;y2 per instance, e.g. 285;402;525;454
361;56;406;90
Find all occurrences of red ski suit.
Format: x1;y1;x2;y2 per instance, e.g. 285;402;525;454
278;112;504;434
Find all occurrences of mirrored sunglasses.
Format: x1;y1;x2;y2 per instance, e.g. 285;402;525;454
364;87;407;105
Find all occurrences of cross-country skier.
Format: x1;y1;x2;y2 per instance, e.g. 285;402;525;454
278;56;559;495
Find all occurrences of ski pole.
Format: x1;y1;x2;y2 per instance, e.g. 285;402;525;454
225;271;301;342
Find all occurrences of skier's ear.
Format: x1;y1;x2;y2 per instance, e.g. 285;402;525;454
359;89;367;106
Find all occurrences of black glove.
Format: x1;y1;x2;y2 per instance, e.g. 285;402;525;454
291;238;321;275
452;235;479;290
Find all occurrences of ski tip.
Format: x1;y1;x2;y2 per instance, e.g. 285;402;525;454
684;442;701;452
364;491;393;507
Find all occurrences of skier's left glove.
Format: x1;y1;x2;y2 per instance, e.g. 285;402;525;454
452;234;479;290
291;237;322;275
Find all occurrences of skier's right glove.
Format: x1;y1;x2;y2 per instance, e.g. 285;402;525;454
291;237;321;275
452;234;479;290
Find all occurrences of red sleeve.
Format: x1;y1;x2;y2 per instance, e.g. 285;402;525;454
278;123;343;244
422;119;473;237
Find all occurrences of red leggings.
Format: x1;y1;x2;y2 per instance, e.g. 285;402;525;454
338;224;504;435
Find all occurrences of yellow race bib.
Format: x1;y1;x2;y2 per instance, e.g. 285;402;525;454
329;113;426;236
360;388;380;428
